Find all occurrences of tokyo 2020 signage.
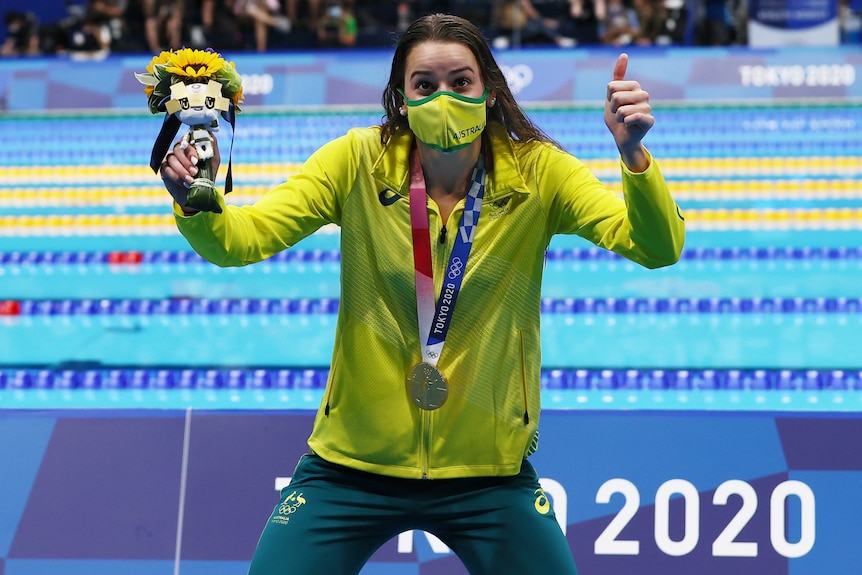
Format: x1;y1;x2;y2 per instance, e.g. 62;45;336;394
0;409;859;574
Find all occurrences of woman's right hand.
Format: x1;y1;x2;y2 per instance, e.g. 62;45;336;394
159;133;221;210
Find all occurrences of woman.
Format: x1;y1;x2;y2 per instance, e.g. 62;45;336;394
160;13;684;575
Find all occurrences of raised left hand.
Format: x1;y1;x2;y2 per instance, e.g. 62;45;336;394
604;53;654;165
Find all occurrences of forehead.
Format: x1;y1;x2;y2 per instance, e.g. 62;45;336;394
405;41;479;76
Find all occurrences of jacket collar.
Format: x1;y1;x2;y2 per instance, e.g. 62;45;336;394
371;122;530;202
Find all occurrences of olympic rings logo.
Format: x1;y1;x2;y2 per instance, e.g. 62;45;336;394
500;64;534;95
279;502;301;514
448;258;464;280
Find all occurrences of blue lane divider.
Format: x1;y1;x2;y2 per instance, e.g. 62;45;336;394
2;246;862;266
8;298;341;315
0;249;342;265
548;246;862;262
541;368;862;391
540;296;862;314
1;367;859;392
0;368;328;391
4;296;862;316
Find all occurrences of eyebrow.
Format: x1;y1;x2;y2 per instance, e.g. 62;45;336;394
409;66;475;80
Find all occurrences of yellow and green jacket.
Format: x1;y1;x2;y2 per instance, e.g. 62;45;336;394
175;122;685;479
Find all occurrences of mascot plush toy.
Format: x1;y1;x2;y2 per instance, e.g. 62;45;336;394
136;48;243;213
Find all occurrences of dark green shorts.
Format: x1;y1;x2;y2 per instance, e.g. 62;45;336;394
248;453;578;575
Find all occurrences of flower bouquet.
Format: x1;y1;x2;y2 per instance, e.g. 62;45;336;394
136;48;243;213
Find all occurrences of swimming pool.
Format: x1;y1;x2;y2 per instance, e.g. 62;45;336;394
2;101;861;410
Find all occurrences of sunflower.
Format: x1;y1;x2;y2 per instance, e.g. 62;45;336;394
164;48;225;79
147;50;173;75
136;48;243;114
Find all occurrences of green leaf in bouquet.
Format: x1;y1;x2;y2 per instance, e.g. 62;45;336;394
135;72;157;86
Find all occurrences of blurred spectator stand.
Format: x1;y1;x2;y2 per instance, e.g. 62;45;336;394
233;0;294;51
598;0;639;46
1;10;40;56
87;0;133;51
490;0;576;49
569;0;603;44
841;0;862;43
695;0;733;45
0;0;838;53
316;0;358;47
285;0;322;31
68;4;113;59
142;0;185;51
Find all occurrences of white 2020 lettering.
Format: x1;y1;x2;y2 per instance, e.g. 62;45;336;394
240;73;274;95
594;478;815;558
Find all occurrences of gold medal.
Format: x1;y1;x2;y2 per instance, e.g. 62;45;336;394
406;362;449;410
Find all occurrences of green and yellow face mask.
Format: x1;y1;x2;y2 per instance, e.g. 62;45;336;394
399;88;489;152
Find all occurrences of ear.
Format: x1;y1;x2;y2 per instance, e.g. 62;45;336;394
487;90;497;108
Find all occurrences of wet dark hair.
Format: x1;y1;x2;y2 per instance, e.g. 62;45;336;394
380;13;558;148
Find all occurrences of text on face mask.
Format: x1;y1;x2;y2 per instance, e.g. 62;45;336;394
452;122;486;141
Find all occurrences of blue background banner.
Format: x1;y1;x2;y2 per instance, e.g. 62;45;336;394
0;410;859;574
1;47;860;112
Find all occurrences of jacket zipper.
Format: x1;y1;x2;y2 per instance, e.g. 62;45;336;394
421;410;431;478
421;206;452;478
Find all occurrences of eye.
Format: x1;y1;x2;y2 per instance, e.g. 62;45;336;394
414;80;433;92
179;98;190;110
205;96;215;109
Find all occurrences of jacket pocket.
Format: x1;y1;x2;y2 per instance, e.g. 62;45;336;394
323;345;341;416
518;329;529;425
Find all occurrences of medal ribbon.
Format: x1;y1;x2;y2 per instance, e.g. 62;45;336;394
409;149;486;367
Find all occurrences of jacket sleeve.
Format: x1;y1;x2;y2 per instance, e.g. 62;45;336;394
544;147;685;269
174;130;361;267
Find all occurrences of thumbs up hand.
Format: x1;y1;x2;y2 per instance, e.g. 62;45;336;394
604;53;653;172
